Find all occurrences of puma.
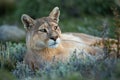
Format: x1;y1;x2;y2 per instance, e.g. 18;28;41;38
21;7;117;69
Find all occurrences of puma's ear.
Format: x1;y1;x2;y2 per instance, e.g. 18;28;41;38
21;14;35;30
49;7;60;23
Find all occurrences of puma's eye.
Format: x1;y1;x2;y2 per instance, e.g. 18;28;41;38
54;26;58;30
39;29;47;32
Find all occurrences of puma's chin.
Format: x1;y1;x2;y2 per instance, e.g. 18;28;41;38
48;43;59;48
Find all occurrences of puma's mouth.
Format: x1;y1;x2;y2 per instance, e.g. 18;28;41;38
49;42;57;46
48;42;59;48
48;38;61;48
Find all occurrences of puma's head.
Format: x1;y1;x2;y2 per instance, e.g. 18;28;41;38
21;7;61;50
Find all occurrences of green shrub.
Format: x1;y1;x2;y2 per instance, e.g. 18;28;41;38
0;41;120;80
0;69;16;80
0;42;26;70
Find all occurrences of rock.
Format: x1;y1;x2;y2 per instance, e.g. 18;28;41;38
0;25;25;41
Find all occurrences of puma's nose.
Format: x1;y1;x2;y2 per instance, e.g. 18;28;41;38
50;36;58;41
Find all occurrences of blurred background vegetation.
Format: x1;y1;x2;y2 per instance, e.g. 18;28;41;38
0;0;120;38
0;0;120;80
0;0;118;24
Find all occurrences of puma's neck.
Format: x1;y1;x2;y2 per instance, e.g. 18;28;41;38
29;44;65;60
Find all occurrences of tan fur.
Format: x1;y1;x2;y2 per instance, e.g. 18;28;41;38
21;7;117;70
